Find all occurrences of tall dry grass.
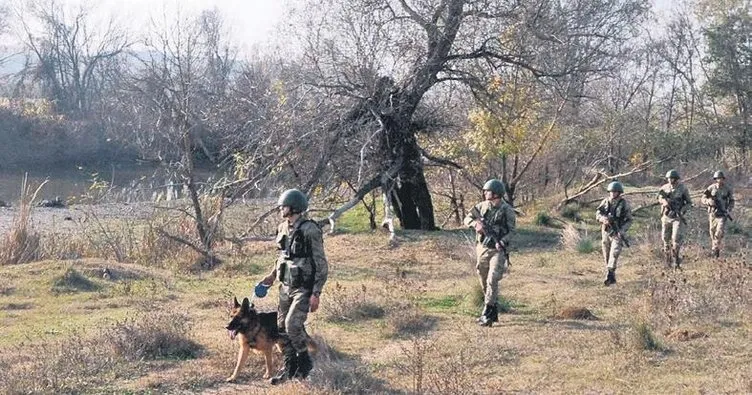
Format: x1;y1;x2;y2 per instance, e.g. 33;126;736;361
0;176;46;265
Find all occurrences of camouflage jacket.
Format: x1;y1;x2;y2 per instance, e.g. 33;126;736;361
595;197;633;234
463;200;516;247
657;183;692;219
701;183;735;217
274;216;329;296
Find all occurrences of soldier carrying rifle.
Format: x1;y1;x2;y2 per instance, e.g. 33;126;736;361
657;169;692;268
596;181;633;286
701;171;735;258
464;179;516;327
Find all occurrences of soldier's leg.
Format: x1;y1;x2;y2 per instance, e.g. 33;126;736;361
285;289;313;379
601;230;611;267
485;252;505;306
672;220;682;267
475;245;491;296
277;284;292;332
708;214;716;256
271;285;297;385
712;217;726;257
661;217;672;264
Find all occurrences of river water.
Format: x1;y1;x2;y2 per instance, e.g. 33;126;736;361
0;163;211;205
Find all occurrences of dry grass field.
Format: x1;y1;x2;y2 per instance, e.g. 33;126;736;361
0;195;750;394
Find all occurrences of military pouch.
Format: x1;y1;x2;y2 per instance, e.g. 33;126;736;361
284;265;306;288
277;261;287;283
288;230;311;258
481;236;496;249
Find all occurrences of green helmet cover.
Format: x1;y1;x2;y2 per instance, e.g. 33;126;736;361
666;169;680;179
482;179;505;195
607;181;624;193
277;189;308;213
713;170;725;179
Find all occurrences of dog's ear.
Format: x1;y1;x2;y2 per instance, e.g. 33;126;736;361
233;296;241;308
241;297;251;311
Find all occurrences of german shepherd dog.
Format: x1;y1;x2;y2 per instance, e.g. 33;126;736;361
225;296;318;382
226;297;281;381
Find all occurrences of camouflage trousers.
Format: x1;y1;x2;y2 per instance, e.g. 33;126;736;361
601;231;623;270
476;245;507;306
708;215;727;251
661;216;684;253
277;284;311;353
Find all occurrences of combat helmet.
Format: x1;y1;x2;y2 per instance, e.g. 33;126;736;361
607;181;624;193
665;169;680;179
482;179;505;196
713;170;725;179
277;189;308;213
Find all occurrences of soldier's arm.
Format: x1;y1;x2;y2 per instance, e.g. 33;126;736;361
701;187;713;206
501;205;516;243
306;225;328;297
463;203;481;228
620;201;633;233
682;185;692;207
595;199;609;223
657;187;669;206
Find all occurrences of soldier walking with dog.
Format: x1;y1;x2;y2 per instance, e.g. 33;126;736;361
464;179;516;327
701;171;735;258
596;181;633;286
657;169;692;268
258;188;328;385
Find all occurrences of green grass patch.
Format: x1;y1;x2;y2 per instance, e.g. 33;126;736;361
575;238;597;254
421;295;462;311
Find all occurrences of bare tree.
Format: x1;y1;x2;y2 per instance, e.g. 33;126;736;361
290;0;649;229
16;0;129;118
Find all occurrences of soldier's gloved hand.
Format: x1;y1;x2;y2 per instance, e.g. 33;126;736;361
474;221;484;233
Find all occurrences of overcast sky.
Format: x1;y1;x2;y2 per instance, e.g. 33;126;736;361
8;0;679;59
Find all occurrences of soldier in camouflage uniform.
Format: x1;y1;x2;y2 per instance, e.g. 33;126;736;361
701;171;735;258
260;189;328;384
595;181;633;286
657;169;692;268
463;179;516;327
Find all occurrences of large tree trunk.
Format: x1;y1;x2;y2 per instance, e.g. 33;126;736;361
379;112;436;230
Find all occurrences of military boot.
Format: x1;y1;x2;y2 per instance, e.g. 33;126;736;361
604;269;616;286
294;350;314;379
478;304;495;327
476;304;491;323
673;250;682;269
489;304;499;323
712;248;720;258
270;338;298;385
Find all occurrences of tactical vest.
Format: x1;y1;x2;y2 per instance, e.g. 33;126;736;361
277;219;317;289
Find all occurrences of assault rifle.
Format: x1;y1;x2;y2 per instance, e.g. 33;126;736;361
597;206;630;247
703;190;733;221
471;206;511;265
658;190;687;225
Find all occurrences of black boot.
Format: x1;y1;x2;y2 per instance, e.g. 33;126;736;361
478;304;495;327
295;350;313;379
270;339;298;385
673;250;682;269
604;269;616;286
712;248;720;258
489;304;499;323
476;304;491;323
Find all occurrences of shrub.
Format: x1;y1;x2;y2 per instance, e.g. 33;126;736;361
105;311;201;361
559;203;582;222
323;282;386;323
534;211;552;226
561;224;596;253
51;267;100;293
632;321;666;351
